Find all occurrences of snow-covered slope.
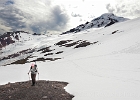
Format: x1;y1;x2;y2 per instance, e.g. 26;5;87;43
0;31;48;65
62;13;128;34
1;17;140;100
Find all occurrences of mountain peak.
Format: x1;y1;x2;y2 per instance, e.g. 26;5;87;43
98;13;115;18
62;13;129;34
101;13;114;16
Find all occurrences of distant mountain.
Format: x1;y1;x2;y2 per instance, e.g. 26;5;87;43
62;13;129;34
0;31;31;49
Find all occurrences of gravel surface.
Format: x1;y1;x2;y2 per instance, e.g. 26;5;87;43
0;80;74;100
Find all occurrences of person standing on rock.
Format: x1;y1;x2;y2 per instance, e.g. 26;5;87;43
28;62;39;86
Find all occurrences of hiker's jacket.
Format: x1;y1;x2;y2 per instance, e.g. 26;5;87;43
29;65;38;74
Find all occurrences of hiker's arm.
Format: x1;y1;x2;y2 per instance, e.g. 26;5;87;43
28;67;31;74
36;67;39;74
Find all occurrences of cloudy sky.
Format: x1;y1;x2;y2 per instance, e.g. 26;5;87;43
0;0;140;35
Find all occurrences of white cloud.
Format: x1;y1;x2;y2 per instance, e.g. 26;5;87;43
106;0;140;19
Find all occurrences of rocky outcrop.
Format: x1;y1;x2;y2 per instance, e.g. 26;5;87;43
0;80;74;100
0;31;28;48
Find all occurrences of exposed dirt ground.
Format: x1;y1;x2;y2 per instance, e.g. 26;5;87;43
0;80;74;100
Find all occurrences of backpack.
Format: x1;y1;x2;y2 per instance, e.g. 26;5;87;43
30;64;37;74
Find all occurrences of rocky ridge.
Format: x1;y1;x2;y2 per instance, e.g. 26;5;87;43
62;13;128;34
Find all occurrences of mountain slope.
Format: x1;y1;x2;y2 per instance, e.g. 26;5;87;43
0;17;140;100
62;13;128;34
0;31;30;48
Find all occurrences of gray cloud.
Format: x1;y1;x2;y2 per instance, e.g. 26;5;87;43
106;4;115;13
29;5;69;34
0;6;26;31
48;5;69;31
106;0;140;19
5;0;14;5
0;0;69;35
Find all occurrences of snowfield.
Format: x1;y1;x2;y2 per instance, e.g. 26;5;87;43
1;17;140;100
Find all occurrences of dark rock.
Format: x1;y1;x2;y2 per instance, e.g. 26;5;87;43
55;40;72;46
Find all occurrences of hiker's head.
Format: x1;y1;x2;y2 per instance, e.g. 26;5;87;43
31;63;35;67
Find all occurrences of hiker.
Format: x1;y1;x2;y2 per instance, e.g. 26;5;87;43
28;62;39;86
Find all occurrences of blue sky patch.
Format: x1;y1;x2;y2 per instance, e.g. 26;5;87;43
5;0;14;5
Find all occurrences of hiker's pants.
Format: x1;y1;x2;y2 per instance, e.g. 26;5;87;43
31;74;36;85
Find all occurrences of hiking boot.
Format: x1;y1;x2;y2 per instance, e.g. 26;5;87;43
31;84;35;86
